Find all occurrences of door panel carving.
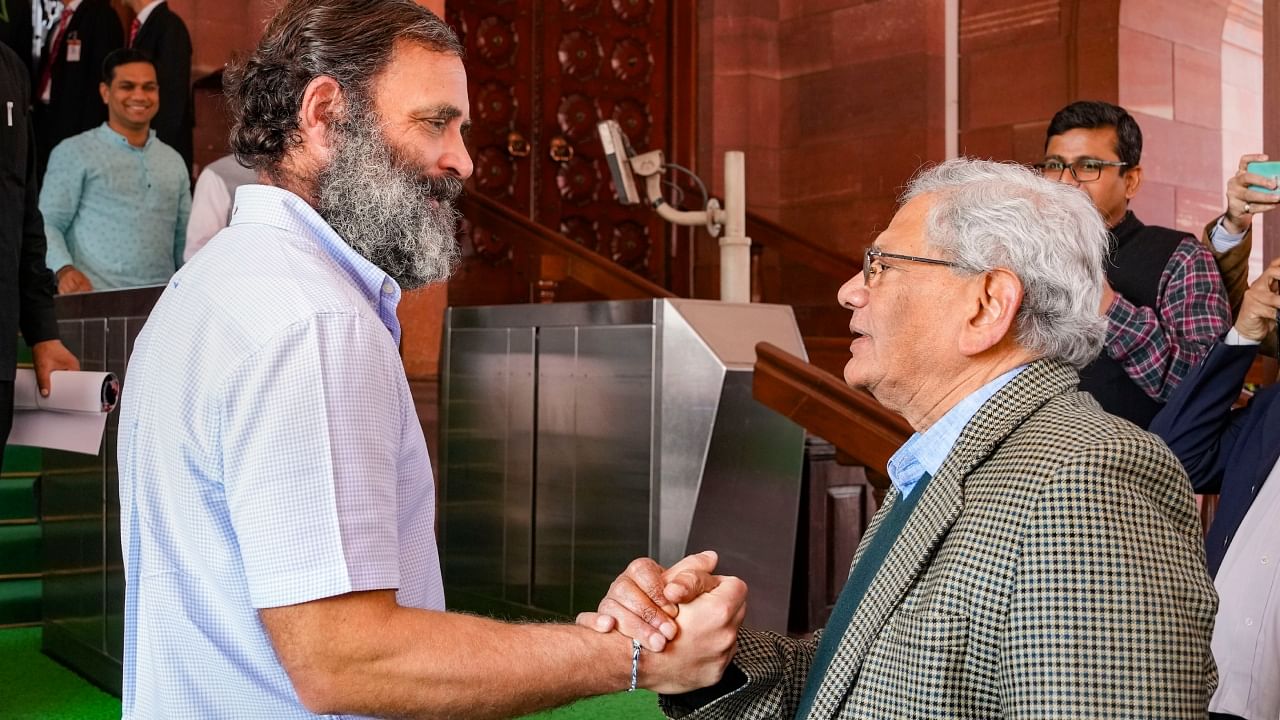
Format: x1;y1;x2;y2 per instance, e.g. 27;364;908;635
448;1;683;287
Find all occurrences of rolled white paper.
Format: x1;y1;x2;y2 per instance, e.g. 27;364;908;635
8;369;120;455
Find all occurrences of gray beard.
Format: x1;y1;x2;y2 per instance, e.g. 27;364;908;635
314;115;463;291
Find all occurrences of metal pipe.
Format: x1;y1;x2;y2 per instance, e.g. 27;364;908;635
945;0;958;159
720;151;751;303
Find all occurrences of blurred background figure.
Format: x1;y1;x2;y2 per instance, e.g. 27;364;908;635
41;48;188;292
125;0;190;174
32;0;123;177
184;154;256;261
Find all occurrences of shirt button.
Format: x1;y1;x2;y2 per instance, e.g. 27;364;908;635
1246;618;1255;627
382;280;395;295
1263;556;1270;565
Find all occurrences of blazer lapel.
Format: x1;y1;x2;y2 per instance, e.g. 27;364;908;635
804;359;1080;720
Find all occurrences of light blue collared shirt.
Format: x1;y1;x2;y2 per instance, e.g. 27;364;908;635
41;124;190;289
117;184;439;719
887;366;1026;497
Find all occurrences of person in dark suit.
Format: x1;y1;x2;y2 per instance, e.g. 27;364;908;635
33;0;124;175
126;0;190;173
0;41;79;469
1150;257;1280;720
0;0;33;74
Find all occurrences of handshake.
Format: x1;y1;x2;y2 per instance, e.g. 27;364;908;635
575;550;749;695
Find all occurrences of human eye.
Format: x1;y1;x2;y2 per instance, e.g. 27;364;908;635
1042;159;1067;171
1077;159;1105;171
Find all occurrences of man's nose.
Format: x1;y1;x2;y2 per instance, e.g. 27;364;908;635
442;131;474;180
837;273;868;310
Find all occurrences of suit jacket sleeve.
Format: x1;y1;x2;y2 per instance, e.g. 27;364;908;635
1148;340;1257;494
150;14;191;152
1200;217;1279;357
1202;214;1251;319
659;628;818;719
18;73;59;345
1001;438;1217;718
88;5;126;89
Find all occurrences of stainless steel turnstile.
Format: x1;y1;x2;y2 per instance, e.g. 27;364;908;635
440;299;807;632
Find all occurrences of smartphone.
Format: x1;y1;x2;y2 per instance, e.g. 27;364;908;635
1246;161;1280;195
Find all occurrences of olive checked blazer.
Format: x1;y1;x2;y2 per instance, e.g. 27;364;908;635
663;359;1217;720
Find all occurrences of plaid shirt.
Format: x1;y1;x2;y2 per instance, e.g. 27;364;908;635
1104;236;1230;402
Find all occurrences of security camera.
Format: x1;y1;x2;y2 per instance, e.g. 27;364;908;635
597;120;641;205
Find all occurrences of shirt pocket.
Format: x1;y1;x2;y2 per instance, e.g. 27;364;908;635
883;610;971;698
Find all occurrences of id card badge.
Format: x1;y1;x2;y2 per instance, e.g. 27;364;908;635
66;39;82;63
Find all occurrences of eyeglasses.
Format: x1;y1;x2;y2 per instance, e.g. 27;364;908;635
1033;158;1129;183
862;247;957;287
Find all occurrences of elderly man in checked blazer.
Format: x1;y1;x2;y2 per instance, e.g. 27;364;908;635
581;158;1219;719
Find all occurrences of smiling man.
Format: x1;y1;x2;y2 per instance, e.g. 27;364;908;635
1037;101;1230;427
115;2;742;718
40;47;189;293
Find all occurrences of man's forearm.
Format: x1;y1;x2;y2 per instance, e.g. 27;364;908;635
264;593;633;719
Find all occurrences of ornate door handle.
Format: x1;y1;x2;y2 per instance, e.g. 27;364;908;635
549;136;575;163
506;131;531;158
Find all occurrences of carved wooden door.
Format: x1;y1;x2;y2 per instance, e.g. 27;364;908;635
448;0;690;289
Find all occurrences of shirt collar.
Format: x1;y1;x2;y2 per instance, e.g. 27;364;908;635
135;0;164;26
96;122;155;149
886;365;1026;497
229;184;404;344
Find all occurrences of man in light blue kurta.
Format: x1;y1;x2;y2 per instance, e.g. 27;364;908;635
40;49;188;292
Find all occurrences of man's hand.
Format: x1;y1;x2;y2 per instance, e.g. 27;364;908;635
639;574;748;695
56;266;93;294
1234;258;1280;342
1223;153;1279;234
576;550;720;651
31;340;80;397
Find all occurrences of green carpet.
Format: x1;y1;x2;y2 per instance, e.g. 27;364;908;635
0;628;119;719
0;627;666;719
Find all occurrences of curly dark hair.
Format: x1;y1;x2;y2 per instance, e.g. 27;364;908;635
1045;100;1143;172
224;0;462;177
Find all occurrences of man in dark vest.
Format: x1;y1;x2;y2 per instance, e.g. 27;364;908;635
1037;101;1230;428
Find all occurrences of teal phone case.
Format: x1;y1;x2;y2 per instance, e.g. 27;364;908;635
1246;161;1280;195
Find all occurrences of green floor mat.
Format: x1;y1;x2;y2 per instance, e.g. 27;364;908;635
0;627;120;719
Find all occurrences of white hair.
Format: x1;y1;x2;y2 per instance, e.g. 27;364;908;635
902;158;1109;369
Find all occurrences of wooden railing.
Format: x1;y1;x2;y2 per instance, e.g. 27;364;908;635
747;212;860;285
752;341;911;492
455;193;674;305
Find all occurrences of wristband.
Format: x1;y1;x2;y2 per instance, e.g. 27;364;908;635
628;638;641;692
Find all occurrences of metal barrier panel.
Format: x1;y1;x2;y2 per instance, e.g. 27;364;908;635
441;299;807;631
41;286;164;696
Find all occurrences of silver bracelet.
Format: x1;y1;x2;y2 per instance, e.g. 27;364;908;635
628;638;642;692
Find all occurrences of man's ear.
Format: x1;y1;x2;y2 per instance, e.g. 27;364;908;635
99;81;109;105
295;75;345;158
1123;164;1143;200
958;268;1023;356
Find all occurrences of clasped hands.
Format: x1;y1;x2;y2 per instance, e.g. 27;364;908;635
576;550;747;695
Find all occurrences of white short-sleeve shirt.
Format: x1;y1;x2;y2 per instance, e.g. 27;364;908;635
117;184;442;719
